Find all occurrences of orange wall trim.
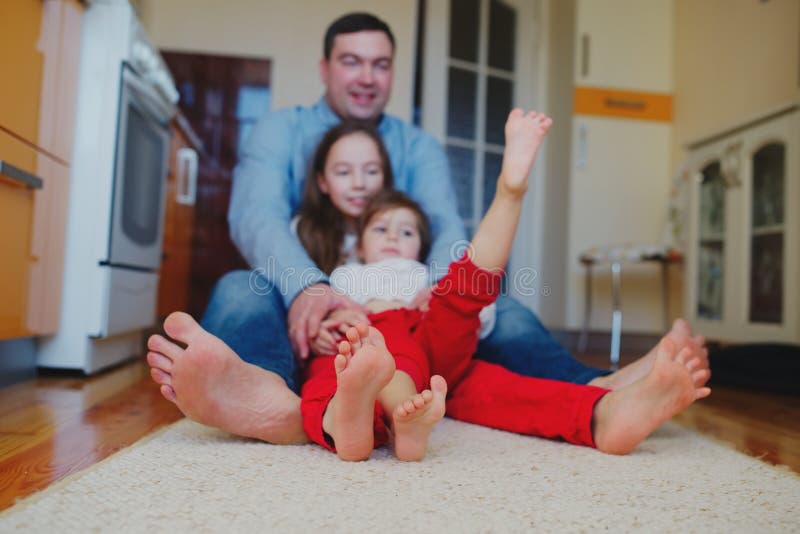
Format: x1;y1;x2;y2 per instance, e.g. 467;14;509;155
573;86;673;122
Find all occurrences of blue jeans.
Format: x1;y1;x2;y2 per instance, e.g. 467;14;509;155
475;295;608;384
201;270;300;393
200;271;607;394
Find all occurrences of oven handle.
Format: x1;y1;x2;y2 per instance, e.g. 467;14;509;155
176;147;197;205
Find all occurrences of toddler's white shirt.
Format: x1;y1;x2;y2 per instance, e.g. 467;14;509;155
330;258;496;339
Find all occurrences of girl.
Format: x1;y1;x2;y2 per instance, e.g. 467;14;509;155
297;112;711;462
296;121;394;275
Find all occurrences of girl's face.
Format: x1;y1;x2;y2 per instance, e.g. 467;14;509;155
359;207;422;263
317;132;385;224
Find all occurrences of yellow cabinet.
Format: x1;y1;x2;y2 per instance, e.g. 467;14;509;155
0;0;83;340
0;0;45;147
0;0;83;162
0;130;38;338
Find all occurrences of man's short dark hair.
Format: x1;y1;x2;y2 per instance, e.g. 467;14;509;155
324;12;395;59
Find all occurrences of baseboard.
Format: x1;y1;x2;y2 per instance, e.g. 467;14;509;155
709;343;800;396
0;337;37;388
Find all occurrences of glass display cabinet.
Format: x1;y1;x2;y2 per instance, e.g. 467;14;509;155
685;108;799;343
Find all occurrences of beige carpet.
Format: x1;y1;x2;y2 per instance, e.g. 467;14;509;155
2;419;798;532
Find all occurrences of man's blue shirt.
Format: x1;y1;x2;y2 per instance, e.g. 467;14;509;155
229;97;467;308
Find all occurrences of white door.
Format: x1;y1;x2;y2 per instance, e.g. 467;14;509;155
419;0;545;309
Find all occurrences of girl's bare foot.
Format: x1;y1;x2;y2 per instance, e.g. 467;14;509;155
589;318;710;390
392;375;448;462
146;312;308;444
322;323;395;461
592;338;711;455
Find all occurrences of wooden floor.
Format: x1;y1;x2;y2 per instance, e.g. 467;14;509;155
0;360;182;512
0;354;798;512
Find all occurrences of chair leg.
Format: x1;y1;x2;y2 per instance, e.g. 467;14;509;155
610;261;622;371
661;261;670;332
578;263;592;354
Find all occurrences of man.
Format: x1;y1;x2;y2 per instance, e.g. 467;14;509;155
147;13;708;444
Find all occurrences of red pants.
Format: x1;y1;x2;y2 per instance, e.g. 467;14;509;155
300;256;610;452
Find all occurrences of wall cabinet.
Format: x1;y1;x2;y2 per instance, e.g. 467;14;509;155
0;132;37;339
685;109;799;343
0;0;83;339
0;0;46;148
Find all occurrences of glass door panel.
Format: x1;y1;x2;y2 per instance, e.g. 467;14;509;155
446;67;478;139
697;160;725;320
749;142;785;323
446;145;476;219
449;0;480;62
444;0;517;235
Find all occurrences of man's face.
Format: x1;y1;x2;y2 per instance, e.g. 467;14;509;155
320;30;394;121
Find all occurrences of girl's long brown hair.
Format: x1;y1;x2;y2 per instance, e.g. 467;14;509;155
296;121;394;274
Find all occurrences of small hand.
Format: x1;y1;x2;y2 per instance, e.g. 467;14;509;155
409;285;433;312
309;326;340;357
321;308;370;335
311;308;370;356
288;284;364;360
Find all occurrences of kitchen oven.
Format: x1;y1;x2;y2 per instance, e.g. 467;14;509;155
108;63;171;272
37;1;178;372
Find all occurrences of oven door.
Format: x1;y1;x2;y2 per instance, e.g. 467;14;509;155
108;64;172;271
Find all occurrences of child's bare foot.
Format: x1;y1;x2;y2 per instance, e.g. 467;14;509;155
323;323;395;461
500;108;553;197
592;338;712;455
146;312;308;444
392;375;448;462
589;318;710;390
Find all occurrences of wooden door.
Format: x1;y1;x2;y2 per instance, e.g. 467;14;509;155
161;51;271;318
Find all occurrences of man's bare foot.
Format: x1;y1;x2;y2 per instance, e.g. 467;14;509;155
592;338;712;455
392;375;448;462
322;323;395;461
146;312;308;444
589;318;710;390
499;108;552;198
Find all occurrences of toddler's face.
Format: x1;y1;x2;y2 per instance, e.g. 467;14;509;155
317;132;385;221
359;207;422;263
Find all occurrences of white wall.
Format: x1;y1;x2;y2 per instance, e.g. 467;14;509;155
673;0;800;149
563;0;674;333
137;0;417;121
